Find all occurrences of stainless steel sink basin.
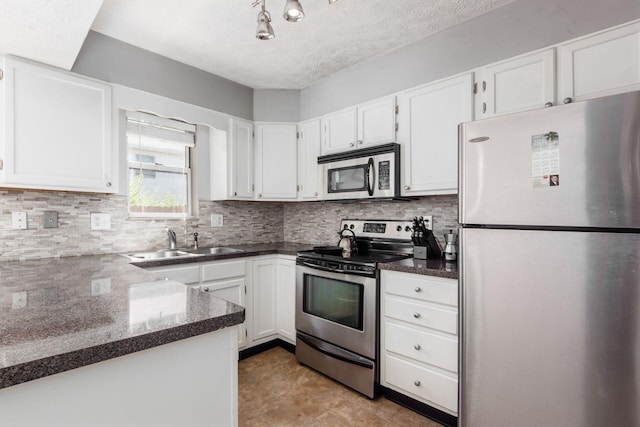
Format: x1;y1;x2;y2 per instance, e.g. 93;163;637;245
184;247;244;255
124;250;199;260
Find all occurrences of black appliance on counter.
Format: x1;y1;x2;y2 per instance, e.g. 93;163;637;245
295;219;416;398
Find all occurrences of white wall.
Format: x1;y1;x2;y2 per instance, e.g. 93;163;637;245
300;0;640;120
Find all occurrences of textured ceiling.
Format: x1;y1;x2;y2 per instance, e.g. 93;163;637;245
0;0;514;90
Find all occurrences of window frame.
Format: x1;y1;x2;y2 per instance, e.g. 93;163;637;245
125;111;196;219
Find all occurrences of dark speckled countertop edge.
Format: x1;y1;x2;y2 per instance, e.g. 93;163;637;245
0;309;244;390
378;259;459;280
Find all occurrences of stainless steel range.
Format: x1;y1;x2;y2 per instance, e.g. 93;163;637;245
295;219;414;398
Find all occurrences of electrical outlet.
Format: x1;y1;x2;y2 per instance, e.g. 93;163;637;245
12;212;27;230
91;278;112;296
90;213;111;230
211;214;224;227
43;211;58;228
12;291;27;309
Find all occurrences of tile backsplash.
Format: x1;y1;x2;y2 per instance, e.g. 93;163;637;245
0;190;458;261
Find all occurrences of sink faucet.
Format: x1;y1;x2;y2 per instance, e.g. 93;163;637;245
166;228;177;249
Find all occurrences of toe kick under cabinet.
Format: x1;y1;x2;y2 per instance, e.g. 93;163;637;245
380;270;459;416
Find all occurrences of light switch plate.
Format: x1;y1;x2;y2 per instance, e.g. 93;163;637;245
90;213;111;230
12;211;27;229
12;291;27;309
43;211;58;228
211;214;223;227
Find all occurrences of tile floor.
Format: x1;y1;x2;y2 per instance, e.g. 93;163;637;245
238;346;444;427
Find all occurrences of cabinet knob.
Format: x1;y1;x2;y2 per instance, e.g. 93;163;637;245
414;286;422;293
414;380;421;387
563;97;573;104
106;182;112;188
414;344;421;350
203;287;209;292
349;142;355;147
544;102;553;108
404;185;410;190
234;191;238;196
258;193;262;198
357;140;363;145
314;192;318;196
413;312;421;319
482;102;487;114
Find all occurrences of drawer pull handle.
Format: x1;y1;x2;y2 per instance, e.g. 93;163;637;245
414;286;421;293
414;380;421;387
413;312;421;319
203;287;209;292
414;344;421;350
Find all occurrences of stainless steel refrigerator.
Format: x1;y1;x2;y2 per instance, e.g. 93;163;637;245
458;90;640;427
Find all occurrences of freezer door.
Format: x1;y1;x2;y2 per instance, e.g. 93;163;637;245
459;90;640;228
460;228;640;427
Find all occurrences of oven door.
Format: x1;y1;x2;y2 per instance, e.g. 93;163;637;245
295;263;377;359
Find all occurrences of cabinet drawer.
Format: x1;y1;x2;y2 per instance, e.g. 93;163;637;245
149;265;200;285
385;322;457;372
202;260;246;281
385;296;457;334
384;271;457;306
385;354;458;413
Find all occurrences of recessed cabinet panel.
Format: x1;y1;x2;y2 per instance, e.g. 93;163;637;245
252;258;278;340
358;96;396;146
255;124;297;200
276;258;296;343
560;21;640;102
230;118;254;199
322;108;357;154
478;49;556;118
297;119;321;200
399;73;473;196
1;56;113;193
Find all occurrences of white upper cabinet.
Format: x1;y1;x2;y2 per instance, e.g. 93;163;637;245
229;118;254;199
0;56;114;193
398;73;474;196
321;95;396;154
475;49;556;118
254;123;297;200
559;21;640;103
297;119;322;200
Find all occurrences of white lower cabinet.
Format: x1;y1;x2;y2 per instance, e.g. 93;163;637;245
381;270;459;415
276;256;296;343
250;256;278;341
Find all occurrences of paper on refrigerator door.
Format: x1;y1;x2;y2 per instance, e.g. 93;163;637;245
531;132;560;188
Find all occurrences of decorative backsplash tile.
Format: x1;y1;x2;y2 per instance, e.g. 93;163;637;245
0;189;458;261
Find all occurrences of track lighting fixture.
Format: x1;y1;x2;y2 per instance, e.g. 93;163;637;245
251;0;338;40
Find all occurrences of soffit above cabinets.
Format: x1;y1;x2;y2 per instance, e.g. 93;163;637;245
0;0;513;90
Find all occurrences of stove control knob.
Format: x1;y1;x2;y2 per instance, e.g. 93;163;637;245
396;225;402;232
405;226;411;232
350;224;354;229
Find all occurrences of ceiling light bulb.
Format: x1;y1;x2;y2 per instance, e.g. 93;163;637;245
256;9;275;40
283;0;305;22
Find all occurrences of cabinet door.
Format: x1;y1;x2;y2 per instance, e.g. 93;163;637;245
357;96;397;147
321;107;357;154
297;119;322;200
477;49;555;118
251;258;277;340
559;21;640;103
276;258;296;343
201;278;247;348
0;57;113;193
229;118;253;199
254;124;297;200
398;73;473;196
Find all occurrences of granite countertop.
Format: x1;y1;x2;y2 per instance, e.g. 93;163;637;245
379;257;459;280
0;254;244;389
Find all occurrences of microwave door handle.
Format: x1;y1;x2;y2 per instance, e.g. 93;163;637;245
367;158;374;196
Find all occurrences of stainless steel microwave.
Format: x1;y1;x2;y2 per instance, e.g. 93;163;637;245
318;143;401;201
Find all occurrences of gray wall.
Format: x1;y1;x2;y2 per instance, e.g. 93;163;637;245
254;89;301;122
300;0;640;120
72;31;254;120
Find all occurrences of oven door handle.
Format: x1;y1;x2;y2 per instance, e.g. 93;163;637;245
301;261;351;275
297;333;374;369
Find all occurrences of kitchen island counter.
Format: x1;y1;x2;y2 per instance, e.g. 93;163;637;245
379;257;458;280
0;254;244;389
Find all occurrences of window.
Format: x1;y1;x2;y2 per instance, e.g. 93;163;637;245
126;111;196;217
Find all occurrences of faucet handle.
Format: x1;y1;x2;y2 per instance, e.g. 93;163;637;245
193;232;199;249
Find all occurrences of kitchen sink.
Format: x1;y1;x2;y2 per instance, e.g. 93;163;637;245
123;247;243;261
184;247;244;255
124;250;199;260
